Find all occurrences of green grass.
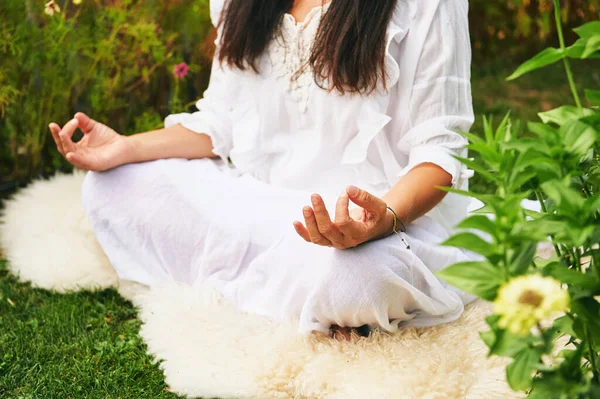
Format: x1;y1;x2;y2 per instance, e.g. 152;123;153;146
0;59;599;398
0;259;179;399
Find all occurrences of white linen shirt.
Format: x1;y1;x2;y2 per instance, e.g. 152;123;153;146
165;0;475;233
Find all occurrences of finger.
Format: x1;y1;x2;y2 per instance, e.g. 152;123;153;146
311;194;344;242
66;152;92;171
334;192;352;224
334;193;363;236
293;221;311;242
347;185;386;215
49;123;64;155
303;207;332;247
74;112;96;134
59;118;79;154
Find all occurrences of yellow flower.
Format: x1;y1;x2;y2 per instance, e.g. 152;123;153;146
73;0;82;4
493;274;570;336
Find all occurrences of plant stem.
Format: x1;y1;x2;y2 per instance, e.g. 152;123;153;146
579;176;592;198
572;247;581;271
553;0;582;109
534;189;562;257
503;246;511;280
589;239;600;280
585;325;600;384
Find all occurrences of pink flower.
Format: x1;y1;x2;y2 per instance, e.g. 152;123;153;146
173;63;189;79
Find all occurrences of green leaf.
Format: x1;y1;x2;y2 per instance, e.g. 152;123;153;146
567;226;597;247
467;143;502;165
442;232;498;257
459;131;486;145
506;48;565;80
559;118;599;156
528;348;587;397
527;122;560;145
553;315;576;337
510;150;555;180
515;219;565;241
482;115;495;143
574;21;600;39
585;89;600;106
538;106;596;126
582;36;600;58
479;315;501;349
482;316;534;357
506;349;542;391
453;156;500;184
471;203;495;215
494;113;514;142
508;170;537;192
571;299;600;345
567;38;600;59
501;138;548;154
579;113;600;128
456;215;497;237
436;261;505;301
524;209;544;220
544;262;600;290
509;242;537;275
541;180;585;213
585;195;600;215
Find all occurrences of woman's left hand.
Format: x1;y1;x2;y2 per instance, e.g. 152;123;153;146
293;186;394;249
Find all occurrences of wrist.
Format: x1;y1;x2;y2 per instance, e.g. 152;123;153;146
125;133;146;164
382;205;412;249
373;208;395;240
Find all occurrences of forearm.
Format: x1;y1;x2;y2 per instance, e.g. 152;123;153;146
127;123;218;164
381;163;452;228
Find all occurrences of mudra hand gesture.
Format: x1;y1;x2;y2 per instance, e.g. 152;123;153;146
294;186;394;249
49;112;132;172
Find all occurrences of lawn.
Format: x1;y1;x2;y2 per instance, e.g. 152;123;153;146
0;259;177;399
0;59;598;398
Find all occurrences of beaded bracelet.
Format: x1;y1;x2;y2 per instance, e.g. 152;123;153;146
386;206;411;250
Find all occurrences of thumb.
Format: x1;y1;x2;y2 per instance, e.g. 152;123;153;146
346;186;386;214
74;112;96;134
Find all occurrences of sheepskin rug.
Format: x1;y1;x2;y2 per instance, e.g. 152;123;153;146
0;172;521;399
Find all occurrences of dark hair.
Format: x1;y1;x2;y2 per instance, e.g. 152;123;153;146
217;0;397;94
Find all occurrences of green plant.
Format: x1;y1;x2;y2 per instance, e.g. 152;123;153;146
0;0;212;182
437;1;600;397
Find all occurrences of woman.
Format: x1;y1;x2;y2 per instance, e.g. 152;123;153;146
48;0;477;338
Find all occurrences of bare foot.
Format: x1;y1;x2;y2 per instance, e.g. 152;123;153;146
330;325;372;341
330;326;352;340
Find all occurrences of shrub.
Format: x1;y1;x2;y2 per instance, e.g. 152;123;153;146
438;1;600;396
0;0;212;182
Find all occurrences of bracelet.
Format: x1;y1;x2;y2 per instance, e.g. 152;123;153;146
386;206;410;249
386;206;407;233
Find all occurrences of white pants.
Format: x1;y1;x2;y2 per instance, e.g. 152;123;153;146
82;158;476;334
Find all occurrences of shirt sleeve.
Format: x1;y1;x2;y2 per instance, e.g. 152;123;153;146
164;0;234;162
396;0;474;188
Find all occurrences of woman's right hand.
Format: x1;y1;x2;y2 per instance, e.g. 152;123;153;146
49;112;135;172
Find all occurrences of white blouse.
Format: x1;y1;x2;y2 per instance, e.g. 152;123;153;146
165;0;474;233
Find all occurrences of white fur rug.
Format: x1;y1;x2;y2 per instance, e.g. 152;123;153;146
0;172;520;399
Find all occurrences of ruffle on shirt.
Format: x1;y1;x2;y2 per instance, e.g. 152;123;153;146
340;96;391;187
227;99;289;183
385;0;416;89
227;102;268;180
339;1;415;188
